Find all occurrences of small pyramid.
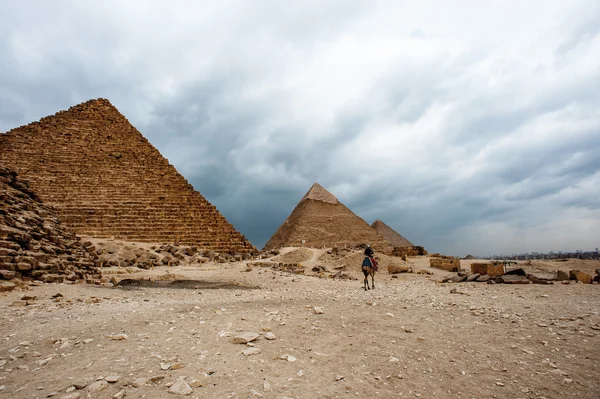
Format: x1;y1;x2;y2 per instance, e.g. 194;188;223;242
264;183;387;250
371;220;413;248
0;99;255;253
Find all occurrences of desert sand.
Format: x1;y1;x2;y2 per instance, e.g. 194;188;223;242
1;247;599;399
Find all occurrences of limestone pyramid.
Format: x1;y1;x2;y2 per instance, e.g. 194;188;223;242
264;183;387;250
371;219;413;248
0;99;255;253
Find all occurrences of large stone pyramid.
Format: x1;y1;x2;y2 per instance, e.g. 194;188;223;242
0;99;255;253
371;219;413;248
264;183;387;250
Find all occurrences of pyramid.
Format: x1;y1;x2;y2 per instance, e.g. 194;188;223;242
0;99;255;253
264;183;387;250
371;220;413;248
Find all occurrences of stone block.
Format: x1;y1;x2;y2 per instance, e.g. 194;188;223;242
470;263;489;275
487;263;505;277
570;270;592;284
430;258;460;272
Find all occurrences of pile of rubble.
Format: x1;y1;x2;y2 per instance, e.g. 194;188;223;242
87;241;255;269
0;167;98;289
443;261;600;285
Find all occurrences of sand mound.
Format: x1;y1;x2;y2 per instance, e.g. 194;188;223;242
271;248;315;264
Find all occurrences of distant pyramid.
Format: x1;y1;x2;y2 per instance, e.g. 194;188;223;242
264;183;387;250
371;220;413;248
0;99;255;253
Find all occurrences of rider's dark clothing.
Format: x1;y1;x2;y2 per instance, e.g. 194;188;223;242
364;247;374;257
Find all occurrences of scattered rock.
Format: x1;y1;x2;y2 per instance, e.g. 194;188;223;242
132;377;148;388
106;375;120;383
232;332;260;344
264;332;276;340
335;375;344;381
109;334;128;341
242;348;261;356
168;378;193;396
87;380;108;393
313;306;324;314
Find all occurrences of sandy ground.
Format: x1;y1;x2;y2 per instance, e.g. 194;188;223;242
1;249;599;399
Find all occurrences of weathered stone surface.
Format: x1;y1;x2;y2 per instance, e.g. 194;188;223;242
0;100;257;254
466;273;480;282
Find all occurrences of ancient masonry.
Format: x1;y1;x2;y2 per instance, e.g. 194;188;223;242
0;99;256;254
264;183;388;251
371;219;413;248
0;167;98;285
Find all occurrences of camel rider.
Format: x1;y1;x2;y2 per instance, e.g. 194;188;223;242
363;245;378;269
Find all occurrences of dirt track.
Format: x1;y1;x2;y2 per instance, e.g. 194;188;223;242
1;254;599;399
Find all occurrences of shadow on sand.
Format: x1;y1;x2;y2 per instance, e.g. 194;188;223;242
113;278;256;290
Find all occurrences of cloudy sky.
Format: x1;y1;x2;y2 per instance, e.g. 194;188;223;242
1;1;599;256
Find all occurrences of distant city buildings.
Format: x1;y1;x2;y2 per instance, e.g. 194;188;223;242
484;249;600;261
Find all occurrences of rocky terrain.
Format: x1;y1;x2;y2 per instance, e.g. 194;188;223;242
1;248;599;399
0;167;98;291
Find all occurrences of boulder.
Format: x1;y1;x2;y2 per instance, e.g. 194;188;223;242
232;332;260;344
0;270;17;280
557;270;569;281
499;275;531;284
0;281;17;292
570;270;592;284
388;264;412;274
451;275;467;283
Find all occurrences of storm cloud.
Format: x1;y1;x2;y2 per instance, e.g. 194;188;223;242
1;0;599;256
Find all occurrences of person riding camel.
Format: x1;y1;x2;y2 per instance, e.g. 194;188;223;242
363;244;377;270
364;244;374;258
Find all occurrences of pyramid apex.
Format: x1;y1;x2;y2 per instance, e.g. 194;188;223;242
301;183;339;205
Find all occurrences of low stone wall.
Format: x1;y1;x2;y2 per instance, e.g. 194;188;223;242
429;258;461;272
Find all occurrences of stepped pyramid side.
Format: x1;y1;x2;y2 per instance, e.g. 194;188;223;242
264;183;387;251
0;99;255;253
0;167;99;283
371;219;413;248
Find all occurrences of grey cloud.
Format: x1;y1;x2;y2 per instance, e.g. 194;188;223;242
1;1;600;255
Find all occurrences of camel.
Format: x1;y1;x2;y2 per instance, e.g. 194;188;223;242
362;256;378;290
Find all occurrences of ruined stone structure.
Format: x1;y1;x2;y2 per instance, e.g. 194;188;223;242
264;183;387;251
429;258;461;272
0;167;98;284
0;99;255;253
391;246;428;257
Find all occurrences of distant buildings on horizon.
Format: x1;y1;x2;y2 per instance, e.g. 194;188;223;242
482;248;599;261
